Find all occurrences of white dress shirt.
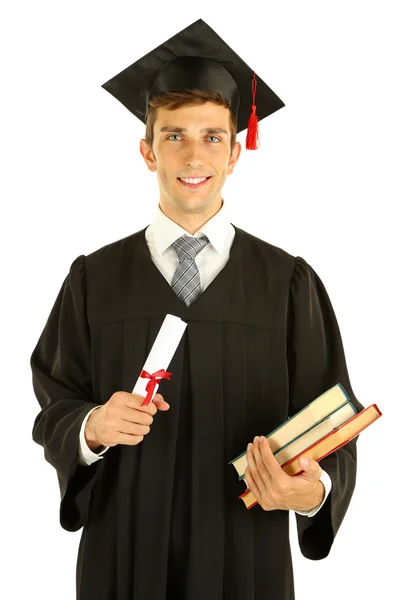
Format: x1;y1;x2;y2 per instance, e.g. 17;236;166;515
77;201;332;517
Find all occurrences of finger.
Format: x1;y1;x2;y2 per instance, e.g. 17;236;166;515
136;398;158;415
116;433;145;446
244;466;262;504
119;420;151;437
152;394;170;406
298;456;322;481
258;436;284;480
141;393;167;411
130;393;158;413
154;401;170;411
128;393;148;407
247;442;267;488
122;410;154;426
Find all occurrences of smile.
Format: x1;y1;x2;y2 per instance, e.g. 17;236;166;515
177;176;211;190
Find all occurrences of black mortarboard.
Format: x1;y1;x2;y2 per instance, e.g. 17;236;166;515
101;19;285;149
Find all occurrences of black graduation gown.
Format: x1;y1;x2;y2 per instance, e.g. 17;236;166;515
30;225;364;600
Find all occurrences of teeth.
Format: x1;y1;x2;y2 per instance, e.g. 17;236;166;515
180;177;208;184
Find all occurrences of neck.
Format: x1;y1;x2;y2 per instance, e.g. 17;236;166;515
159;200;223;234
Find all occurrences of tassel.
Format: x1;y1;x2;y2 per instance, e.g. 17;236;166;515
246;72;260;150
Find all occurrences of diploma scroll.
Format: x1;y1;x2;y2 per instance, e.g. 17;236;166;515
132;314;187;406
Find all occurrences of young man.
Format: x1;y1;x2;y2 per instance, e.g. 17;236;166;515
31;19;364;600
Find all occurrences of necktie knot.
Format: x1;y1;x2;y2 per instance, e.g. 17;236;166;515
171;234;210;262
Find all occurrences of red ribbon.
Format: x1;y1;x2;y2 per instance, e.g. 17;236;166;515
139;368;172;406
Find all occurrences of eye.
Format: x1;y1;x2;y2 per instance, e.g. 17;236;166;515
166;134;221;143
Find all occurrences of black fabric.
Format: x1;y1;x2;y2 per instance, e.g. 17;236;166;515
166;334;192;599
101;19;285;133
149;57;241;116
30;225;364;600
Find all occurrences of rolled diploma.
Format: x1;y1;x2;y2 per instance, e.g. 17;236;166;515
132;313;187;402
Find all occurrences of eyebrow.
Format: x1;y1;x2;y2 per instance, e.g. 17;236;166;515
159;126;229;135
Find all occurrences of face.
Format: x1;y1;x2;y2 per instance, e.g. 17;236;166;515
140;101;241;220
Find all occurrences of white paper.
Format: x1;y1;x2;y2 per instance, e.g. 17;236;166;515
132;313;187;403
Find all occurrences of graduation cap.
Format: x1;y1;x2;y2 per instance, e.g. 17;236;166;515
101;19;285;149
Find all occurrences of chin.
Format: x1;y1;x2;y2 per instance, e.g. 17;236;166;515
173;196;214;212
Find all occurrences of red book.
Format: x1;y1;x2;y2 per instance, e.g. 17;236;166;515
239;404;382;510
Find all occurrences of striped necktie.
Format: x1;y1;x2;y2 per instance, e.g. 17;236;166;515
171;234;210;306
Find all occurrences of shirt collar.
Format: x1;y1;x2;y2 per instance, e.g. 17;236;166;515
150;201;231;257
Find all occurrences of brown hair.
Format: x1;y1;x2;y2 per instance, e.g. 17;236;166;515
144;90;237;152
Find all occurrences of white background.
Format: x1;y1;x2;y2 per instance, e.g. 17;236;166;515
2;1;395;598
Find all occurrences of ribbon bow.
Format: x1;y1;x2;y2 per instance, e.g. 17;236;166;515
139;368;172;406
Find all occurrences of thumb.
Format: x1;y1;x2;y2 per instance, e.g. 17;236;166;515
299;456;321;481
153;393;170;408
153;393;165;403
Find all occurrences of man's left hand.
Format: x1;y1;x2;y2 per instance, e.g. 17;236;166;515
244;436;325;512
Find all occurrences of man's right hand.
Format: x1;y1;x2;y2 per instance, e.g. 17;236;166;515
84;392;170;452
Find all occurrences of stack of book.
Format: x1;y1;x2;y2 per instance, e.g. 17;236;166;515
229;383;382;510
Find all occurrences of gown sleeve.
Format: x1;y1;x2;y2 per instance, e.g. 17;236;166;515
287;255;365;560
30;254;102;532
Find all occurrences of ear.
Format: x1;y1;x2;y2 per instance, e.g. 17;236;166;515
227;141;241;175
140;139;156;172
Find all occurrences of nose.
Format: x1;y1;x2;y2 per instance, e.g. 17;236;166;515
183;140;205;169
